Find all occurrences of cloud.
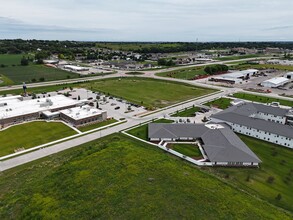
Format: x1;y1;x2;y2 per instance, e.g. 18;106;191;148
0;1;293;41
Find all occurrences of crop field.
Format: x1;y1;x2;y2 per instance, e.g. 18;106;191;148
81;78;217;109
0;121;77;157
0;134;291;219
204;97;233;109
0;65;79;84
232;93;293;107
156;66;207;80
0;54;26;66
209;135;293;213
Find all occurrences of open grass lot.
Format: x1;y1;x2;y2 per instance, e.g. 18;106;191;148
232;63;293;71
171;106;200;117
127;118;173;141
156;66;207;80
0;65;79;84
125;71;145;75
204;97;233;109
207;135;293;213
215;54;262;61
0;74;14;86
78;119;118;132
170;143;202;158
0;54;25;66
81;77;217;109
0;121;77;157
0;134;291;219
232;93;293;107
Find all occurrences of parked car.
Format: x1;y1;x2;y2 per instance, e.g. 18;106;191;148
114;106;120;110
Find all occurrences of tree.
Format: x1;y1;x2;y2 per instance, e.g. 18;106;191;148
20;56;29;66
39;77;45;82
31;78;37;83
157;58;167;66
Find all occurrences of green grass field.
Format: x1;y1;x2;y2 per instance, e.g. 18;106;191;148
0;65;79;84
232;93;293;107
208;135;293;213
204;97;233;109
156;66;207;80
0;134;291;219
170;143;202;158
78;119;118;132
171;106;200;117
81;78;216;109
125;72;145;75
0;54;26;66
232;63;293;71
0;74;14;86
127;118;173;141
0;121;77;157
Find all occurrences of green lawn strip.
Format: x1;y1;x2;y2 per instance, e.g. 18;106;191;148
169;143;202;158
207;135;293;213
171;106;200;117
0;133;291;219
78;119;118;132
80;77;217;109
0;121;77;157
204;97;233;109
0;64;79;84
232;63;293;71
156;66;207;79
127;118;173;141
232;93;293;107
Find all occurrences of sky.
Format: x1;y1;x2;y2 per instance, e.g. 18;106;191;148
1;0;293;41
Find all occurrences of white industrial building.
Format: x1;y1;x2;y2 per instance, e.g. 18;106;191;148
211;102;293;149
64;65;89;72
210;69;258;84
261;77;289;88
60;105;107;127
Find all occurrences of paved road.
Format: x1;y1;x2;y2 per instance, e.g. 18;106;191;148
0;91;226;171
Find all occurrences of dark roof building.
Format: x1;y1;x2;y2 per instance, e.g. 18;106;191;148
148;123;261;166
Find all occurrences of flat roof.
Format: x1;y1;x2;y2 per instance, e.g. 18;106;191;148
220;69;258;79
262;77;289;85
60;105;106;120
0;95;79;120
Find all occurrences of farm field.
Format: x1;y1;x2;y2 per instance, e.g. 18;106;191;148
80;78;217;109
127;118;173;141
0;121;77;157
171;106;200;117
0;54;27;66
156;66;207;80
204;97;233;109
0;65;79;84
232;93;293;107
208;135;293;213
0;134;291;219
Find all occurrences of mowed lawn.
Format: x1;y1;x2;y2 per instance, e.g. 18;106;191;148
171;106;200;117
0;65;79;84
0;121;77;157
209;135;293;213
204;97;233;109
233;93;293;107
170;143;202;158
0;134;291;219
156;67;207;80
82;78;216;109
